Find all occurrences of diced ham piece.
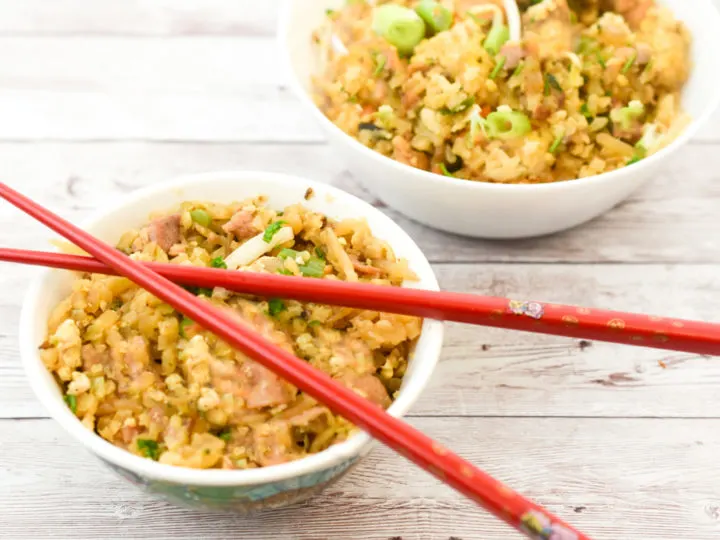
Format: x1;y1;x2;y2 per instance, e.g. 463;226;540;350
612;0;653;29
243;360;295;409
148;214;181;252
252;422;297;466
338;373;391;408
499;42;526;69
222;210;258;240
350;256;386;277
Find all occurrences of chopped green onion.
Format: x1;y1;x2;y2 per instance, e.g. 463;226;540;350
190;209;211;228
277;268;293;276
484;22;509;56
580;103;592;120
484;110;532;140
196;287;213;297
64;394;77;414
544;73;562;96
466;12;483;26
308;320;322;327
371;51;387;76
626;155;643;166
278;248;301;260
314;246;326;260
610;101;644;130
489;55;506;79
210;256;227;269
438;163;454;177
511;61;525;78
414;1;453;35
636;124;658;153
468;111;486;144
179;316;193;338
439;96;475;115
137;439;160;461
575;36;596;55
372;4;426;56
217;428;232;442
549;131;565;154
325;9;336;16
596;52;607;69
268;298;286;317
262;221;287;243
569;11;578;24
621;51;637;74
299;257;326;278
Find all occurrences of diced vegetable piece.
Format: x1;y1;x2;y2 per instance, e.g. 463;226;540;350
414;1;453;35
483;22;509;56
268;298;286;316
549;131;565;154
371;51;387;76
636;123;658;153
278;248;301;260
64;394;77;414
610;101;644;130
490;55;506;79
179;316;194;338
224;226;294;270
217;428;232;442
210;257;227;269
484;110;532;140
439;163;454;177
372;4;426;56
190;209;211;228
299;257;326;278
137;439;160;460
439;96;475;115
263;221;288;243
544;73;562;96
621;51;637;74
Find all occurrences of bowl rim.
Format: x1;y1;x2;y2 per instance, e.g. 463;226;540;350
277;0;720;193
19;169;444;487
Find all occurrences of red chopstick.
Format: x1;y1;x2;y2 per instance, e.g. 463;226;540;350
0;184;590;538
3;247;719;357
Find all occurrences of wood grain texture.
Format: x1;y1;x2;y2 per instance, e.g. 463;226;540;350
0;142;719;264
0;0;279;36
2;418;719;539
3;262;719;419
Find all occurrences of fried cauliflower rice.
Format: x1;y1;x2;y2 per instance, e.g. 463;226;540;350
312;0;692;184
40;197;422;469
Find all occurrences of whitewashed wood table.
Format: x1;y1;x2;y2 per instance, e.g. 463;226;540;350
1;2;720;538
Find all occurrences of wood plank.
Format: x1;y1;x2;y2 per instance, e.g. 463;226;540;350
0;0;279;36
0;142;719;264
1;417;718;539
0;35;716;142
3;263;719;419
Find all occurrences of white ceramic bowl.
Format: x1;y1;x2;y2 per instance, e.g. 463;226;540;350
279;0;720;239
19;171;444;512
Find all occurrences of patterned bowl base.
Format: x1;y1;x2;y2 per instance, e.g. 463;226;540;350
98;456;361;513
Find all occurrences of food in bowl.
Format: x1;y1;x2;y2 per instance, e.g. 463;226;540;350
39;196;422;470
311;0;691;184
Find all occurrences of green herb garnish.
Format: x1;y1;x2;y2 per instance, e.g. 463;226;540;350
308;320;322;327
489;55;506;80
626;155;643;166
621;52;637;74
278;248;301;260
217;428;232;442
277;268;293;276
179;316;194;338
372;51;387;77
314;246;326;260
299;257;326;278
268;298;286;316
549;131;565;154
511;61;525;78
580;103;592;120
64;394;77;414
439;96;475;115
596;52;607;69
210;257;227;269
263;221;287;243
544;73;562;96
439;163;454;177
137;439;160;461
